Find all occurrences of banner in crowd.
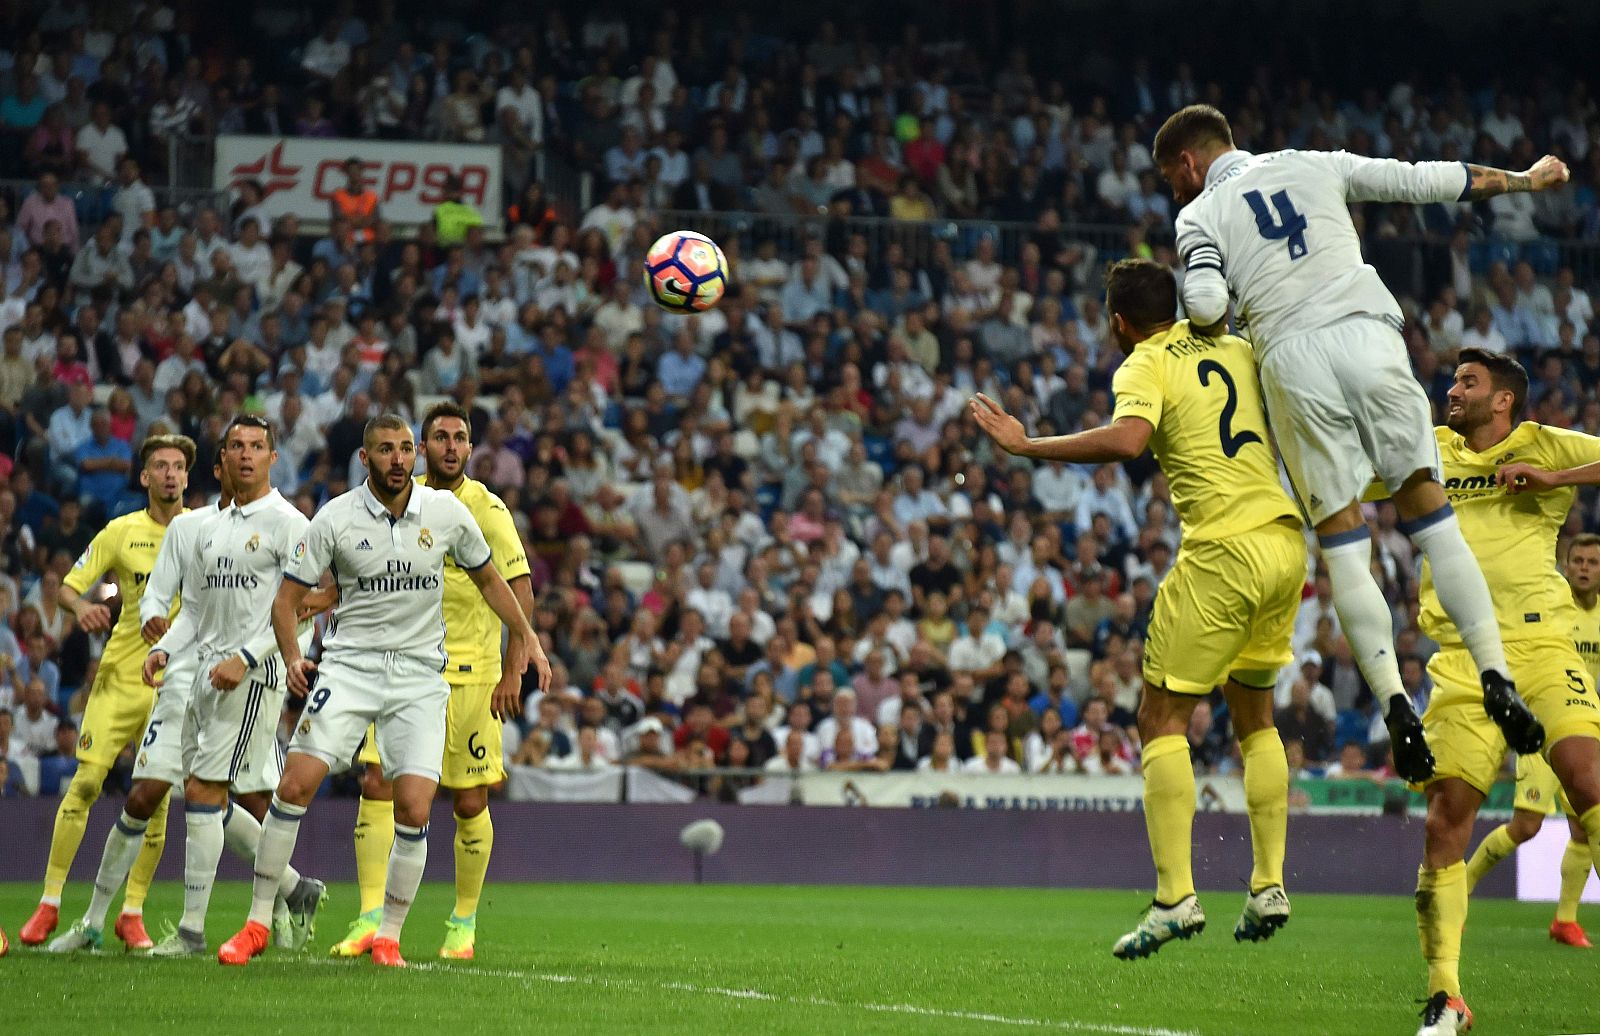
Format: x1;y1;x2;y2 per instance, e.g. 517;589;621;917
214;135;503;231
507;765;623;802
795;772;1247;811
1291;778;1516;816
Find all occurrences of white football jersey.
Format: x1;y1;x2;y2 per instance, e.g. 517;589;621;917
155;488;309;670
139;502;217;627
1175;149;1469;356
286;480;491;668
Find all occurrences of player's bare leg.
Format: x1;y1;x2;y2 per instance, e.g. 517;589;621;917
1416;778;1479;1036
333;763;395;958
1114;681;1207;959
1314;500;1436;782
1392;473;1542;754
442;784;491;959
220;752;329;965
1221;678;1291;942
371;773;439;968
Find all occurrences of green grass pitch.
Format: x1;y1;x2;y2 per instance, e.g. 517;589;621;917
2;881;1592;1035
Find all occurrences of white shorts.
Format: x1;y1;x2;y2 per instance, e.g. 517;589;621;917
133;651;200;787
1258;316;1441;526
289;651;449;783
189;654;286;788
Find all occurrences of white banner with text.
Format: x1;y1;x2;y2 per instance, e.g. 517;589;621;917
214;135;503;231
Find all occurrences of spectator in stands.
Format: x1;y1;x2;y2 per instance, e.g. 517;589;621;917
1275;679;1336;765
12;678;56;757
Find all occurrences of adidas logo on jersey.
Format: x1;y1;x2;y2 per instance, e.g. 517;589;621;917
357;539;372;550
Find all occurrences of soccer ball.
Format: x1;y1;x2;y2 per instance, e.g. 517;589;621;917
643;230;729;312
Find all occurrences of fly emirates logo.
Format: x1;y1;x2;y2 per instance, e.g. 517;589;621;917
356;559;441;593
203;556;261;591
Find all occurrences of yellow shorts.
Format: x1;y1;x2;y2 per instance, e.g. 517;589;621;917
77;675;156;770
1143;519;1306;696
1423;639;1600;796
1513;751;1573;817
356;680;505;788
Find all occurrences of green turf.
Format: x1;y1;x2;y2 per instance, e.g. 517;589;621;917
1;881;1591;1035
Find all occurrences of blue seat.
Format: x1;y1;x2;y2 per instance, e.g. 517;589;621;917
1335;709;1370;748
1520;239;1560;276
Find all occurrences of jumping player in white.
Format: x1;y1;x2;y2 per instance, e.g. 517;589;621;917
218;414;545;968
1153;104;1569;782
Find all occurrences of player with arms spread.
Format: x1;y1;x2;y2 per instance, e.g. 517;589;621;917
217;415;545;968
1462;533;1600;949
1154;104;1571;781
1383;350;1600;1035
18;434;193;951
972;259;1303;958
329;401;534;961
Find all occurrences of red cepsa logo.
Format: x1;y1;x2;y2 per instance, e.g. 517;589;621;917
227;142;490;207
312;158;489;206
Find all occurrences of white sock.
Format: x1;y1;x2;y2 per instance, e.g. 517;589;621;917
179;804;225;936
1320;530;1407;707
221;802;302;897
84;810;148;930
377;823;428;941
248;797;305;927
1405;508;1508;675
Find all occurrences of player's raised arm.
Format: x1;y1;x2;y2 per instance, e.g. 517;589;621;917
970;392;1153;463
465;561;544;692
1338;150;1569;205
1175;217;1229;329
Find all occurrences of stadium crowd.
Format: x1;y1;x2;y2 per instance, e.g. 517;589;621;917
2;2;1600;799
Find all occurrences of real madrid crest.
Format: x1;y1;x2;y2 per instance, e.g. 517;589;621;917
418;528;433;549
245;533;261;552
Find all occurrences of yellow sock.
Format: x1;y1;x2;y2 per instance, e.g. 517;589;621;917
355;796;395;915
1555;838;1592;924
1240;729;1288;893
1416;862;1468;998
453;808;494;921
122;790;170;913
1141;734;1196;904
1464;825;1517;893
1572;803;1600;925
42;763;108;901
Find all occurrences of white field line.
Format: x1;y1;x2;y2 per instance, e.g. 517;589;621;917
280;958;1201;1036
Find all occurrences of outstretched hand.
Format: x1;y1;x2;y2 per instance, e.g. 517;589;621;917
969;393;1028;455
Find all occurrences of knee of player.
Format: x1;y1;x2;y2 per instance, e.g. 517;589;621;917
125;780;169;820
452;787;488;819
1136;684;1190;740
1423;786;1478;850
1506;810;1544;843
393;799;432;829
361;766;395;802
64;762;109;805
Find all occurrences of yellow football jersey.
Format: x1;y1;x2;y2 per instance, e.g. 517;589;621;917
1111;320;1299;543
419;475;531;687
1571;594;1600;682
63;508;181;689
1421;422;1600;648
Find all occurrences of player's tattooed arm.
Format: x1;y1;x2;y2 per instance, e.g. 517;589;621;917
1464;155;1568;200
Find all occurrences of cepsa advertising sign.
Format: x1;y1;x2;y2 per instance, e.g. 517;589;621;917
214;135;502;231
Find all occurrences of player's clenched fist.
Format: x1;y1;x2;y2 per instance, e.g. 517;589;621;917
1526;154;1569;191
143;649;168;688
210;654;247;691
